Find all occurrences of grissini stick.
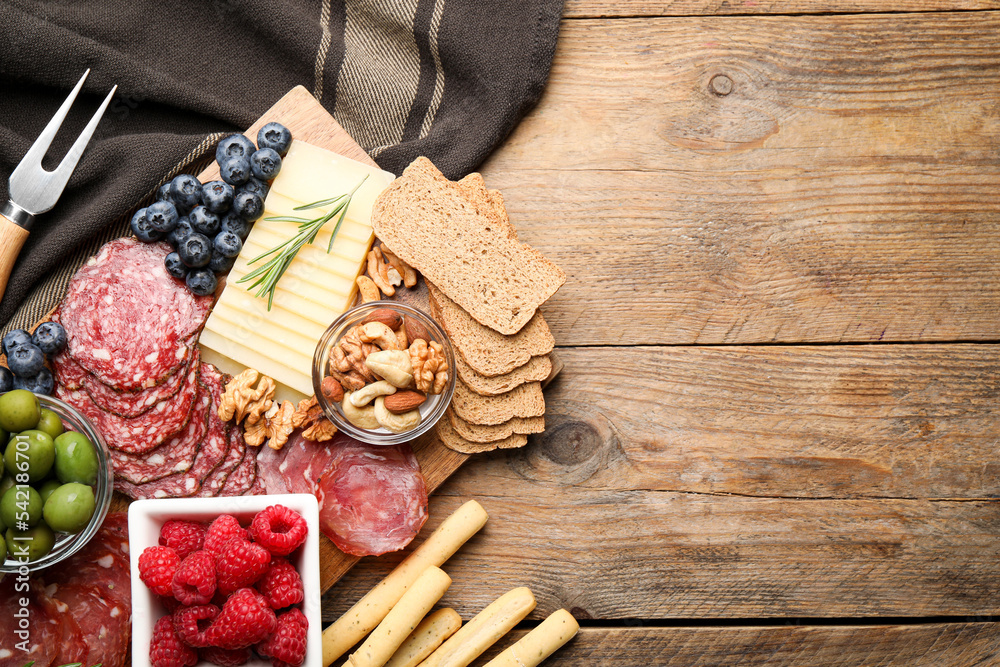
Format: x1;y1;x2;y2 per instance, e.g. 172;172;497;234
483;609;580;667
323;500;489;666
384;608;462;667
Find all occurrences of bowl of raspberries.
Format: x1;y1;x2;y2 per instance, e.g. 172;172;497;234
129;494;321;667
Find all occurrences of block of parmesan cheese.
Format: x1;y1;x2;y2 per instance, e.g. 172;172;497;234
200;140;395;398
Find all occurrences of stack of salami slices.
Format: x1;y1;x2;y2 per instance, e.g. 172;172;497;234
50;238;265;499
0;513;131;667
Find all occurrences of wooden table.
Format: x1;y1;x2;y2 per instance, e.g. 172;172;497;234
324;2;1000;664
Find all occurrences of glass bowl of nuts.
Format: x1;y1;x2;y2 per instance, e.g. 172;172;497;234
312;301;456;445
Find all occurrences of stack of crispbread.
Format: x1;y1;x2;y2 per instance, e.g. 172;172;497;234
371;157;565;453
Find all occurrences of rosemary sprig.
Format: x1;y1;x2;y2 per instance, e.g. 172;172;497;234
237;175;368;310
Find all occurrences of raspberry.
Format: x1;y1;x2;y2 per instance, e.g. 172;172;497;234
256;607;308;666
204;514;248;553
160;519;207;559
199;646;251;666
172;550;217;606
150;615;197;667
172;604;219;648
256;558;304;610
139;546;181;597
215;538;271;596
204;587;277;650
249;505;308;556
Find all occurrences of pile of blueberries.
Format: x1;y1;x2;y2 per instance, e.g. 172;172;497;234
0;322;68;395
130;122;293;296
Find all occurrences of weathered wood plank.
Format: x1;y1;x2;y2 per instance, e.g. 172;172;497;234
476;623;1000;666
481;13;1000;345
324;346;1000;619
564;1;1000;18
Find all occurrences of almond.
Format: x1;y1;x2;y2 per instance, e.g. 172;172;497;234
363;308;403;330
404;316;432;345
383;390;427;414
321;376;344;403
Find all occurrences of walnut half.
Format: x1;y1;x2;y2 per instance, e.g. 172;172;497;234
409;339;449;394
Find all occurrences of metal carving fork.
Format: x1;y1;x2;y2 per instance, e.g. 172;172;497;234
0;70;117;301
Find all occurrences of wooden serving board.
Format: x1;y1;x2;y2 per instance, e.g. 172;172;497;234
101;85;559;593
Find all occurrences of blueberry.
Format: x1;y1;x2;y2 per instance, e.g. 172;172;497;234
209;253;237;274
177;233;212;269
156;183;172;202
219;156;251;187
250;148;282;181
240;177;269;200
130;208;164;243
169;174;202;214
186;268;218;297
164;252;188;280
201;181;234;214
146;201;179;233
13;367;54;396
213;231;243;259
0;368;12;393
30;323;67;357
2;329;32;357
8;343;45;378
167;217;194;249
216;134;256;164
220;213;250;241
257;122;292;156
189;206;221;237
232;191;263;221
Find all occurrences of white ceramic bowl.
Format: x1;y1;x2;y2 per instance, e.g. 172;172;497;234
128;493;322;667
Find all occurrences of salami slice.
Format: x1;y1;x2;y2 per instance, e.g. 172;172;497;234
51;350;90;390
0;578;73;667
256;442;290;494
315;434;428;556
56;351;200;454
199;423;242;496
217;427;254;496
54;237;213;391
111;380;211;486
117;364;232;499
245;458;268;495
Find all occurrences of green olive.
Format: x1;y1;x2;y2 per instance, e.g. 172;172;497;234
0;390;40;433
0;485;42;529
4;430;55;482
38;478;61;504
0;530;6;562
5;523;55;562
35;409;65;440
54;431;99;486
0;473;12;499
42;483;95;534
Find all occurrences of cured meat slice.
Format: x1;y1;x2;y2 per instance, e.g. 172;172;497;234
54;237;213;391
256;442;290;495
81;337;196;418
111;380;211;485
51;350;90;390
245;458;268;495
218;428;255;496
278;433;340;495
0;577;79;667
56;351;200;454
199;423;242;496
117;364;232;499
315;434;428;556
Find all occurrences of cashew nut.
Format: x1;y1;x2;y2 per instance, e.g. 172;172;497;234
341;392;380;429
358;321;399;351
365;349;414;388
349;380;397;408
374;396;421;433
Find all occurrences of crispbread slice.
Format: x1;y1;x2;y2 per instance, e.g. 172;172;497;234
436;411;528;454
451;378;546;426
372;157;565;334
454;351;552;396
429;282;554;377
448;407;545;443
457;174;515;239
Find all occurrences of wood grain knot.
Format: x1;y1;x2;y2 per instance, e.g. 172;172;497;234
569;606;592;620
539;420;602;466
710;74;733;96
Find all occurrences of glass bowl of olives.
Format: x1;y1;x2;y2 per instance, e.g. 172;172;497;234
0;390;113;572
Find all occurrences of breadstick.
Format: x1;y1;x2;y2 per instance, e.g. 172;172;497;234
416;587;536;667
323;500;489;666
483;609;579;667
384;608;463;667
343;566;452;667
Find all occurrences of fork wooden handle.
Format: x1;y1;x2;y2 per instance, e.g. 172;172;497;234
0;213;31;304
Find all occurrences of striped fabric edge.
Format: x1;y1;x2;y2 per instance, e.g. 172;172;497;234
1;132;225;337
